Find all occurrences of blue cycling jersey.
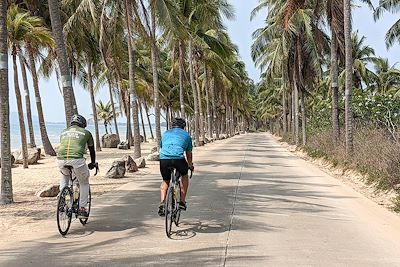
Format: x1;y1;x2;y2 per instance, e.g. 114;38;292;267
160;128;193;160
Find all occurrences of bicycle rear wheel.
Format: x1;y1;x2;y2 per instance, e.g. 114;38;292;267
57;187;73;236
79;188;91;225
165;187;174;238
174;183;182;226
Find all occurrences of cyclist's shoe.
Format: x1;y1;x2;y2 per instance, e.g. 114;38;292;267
179;201;187;211
158;202;165;216
78;207;89;219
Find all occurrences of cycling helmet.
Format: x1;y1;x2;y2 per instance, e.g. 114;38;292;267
70;114;87;128
172;117;186;129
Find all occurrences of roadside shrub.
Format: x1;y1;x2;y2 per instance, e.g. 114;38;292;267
304;127;400;191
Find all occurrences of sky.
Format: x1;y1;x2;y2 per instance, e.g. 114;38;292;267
7;0;400;123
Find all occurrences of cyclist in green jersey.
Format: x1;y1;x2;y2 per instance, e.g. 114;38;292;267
57;115;96;218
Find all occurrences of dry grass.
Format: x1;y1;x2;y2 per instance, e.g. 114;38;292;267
303;128;400;192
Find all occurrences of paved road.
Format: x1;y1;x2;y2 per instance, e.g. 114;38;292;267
2;133;400;266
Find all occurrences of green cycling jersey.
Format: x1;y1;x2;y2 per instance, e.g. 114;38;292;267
57;126;94;160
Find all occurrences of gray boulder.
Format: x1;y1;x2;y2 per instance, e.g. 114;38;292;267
134;157;146;168
36;185;59;198
146;152;159;161
122;155;138;173
102;134;120;148
150;146;158;154
14;148;41;165
118;141;129;150
105;160;126;179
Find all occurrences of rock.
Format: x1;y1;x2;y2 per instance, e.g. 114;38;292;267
105;160;126;179
102;134;120;148
36;185;59;197
118;141;129;150
15;148;41;165
150;146;158;154
0;155;15;167
146;152;159;161
134;157;146;168
122;155;138;172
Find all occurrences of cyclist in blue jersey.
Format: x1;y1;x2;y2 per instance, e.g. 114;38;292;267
158;118;194;216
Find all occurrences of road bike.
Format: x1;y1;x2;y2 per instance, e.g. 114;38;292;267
57;163;99;236
165;167;193;238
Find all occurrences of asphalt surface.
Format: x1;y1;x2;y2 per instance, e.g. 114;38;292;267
2;133;400;267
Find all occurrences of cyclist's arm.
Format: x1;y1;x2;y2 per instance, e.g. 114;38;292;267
88;145;96;164
186;151;193;167
87;132;96;167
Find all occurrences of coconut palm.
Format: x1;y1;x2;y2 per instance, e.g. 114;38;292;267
0;0;13;204
47;0;78;125
344;0;353;155
7;4;31;168
96;100;115;134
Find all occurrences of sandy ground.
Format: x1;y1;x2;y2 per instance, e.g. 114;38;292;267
0;140;161;236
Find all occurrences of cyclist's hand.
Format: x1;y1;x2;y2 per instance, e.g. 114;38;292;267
189;165;194;172
88;162;96;170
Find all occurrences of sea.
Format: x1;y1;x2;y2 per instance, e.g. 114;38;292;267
10;121;166;150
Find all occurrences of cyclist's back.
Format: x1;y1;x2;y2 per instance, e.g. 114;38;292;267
58;126;93;160
160;128;192;160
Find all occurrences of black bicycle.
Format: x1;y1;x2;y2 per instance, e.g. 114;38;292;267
57;163;99;236
165;167;193;238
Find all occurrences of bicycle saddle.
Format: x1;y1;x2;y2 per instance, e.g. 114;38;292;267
64;165;73;170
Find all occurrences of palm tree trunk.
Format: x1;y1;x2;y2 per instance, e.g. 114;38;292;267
0;0;13;204
144;102;154;139
26;44;56;156
12;52;28;168
126;94;132;148
47;0;78;125
188;39;200;146
107;76;120;139
87;60;101;151
300;90;306;145
224;90;229;137
195;63;205;144
205;66;212;140
282;87;287;134
344;0;354;155
179;41;185;118
125;0;141;158
211;76;218;140
331;31;340;144
18;54;35;148
294;81;300;145
138;99;147;142
151;1;161;150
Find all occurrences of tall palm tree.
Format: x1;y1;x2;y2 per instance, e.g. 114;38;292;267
344;0;353;155
19;8;57;156
47;0;78;125
18;54;36;148
96;100;114;134
0;0;13;204
7;5;31;168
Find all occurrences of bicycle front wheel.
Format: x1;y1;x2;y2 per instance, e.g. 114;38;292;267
79;187;91;225
165;187;174;238
57;187;73;236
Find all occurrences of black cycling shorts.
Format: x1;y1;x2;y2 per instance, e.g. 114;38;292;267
160;159;189;181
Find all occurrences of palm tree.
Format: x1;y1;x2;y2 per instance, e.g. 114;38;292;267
17;7;57;156
0;0;13;204
47;0;78;125
96;100;115;134
18;54;36;148
344;0;353;155
7;5;31;168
